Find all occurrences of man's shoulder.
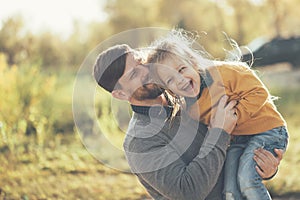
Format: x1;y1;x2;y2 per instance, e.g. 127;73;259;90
123;112;207;153
127;112;172;137
123;113;172;152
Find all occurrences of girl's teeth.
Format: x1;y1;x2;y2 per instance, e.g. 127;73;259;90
183;83;192;91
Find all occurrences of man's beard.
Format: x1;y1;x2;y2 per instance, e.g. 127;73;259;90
131;83;164;101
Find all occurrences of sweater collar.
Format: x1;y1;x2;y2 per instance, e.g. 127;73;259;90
184;70;214;107
131;104;173;118
131;93;174;118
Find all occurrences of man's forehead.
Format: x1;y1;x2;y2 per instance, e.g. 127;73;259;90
125;52;136;66
121;57;141;79
122;65;135;80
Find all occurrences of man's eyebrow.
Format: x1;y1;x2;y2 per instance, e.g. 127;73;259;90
124;68;135;80
129;69;136;79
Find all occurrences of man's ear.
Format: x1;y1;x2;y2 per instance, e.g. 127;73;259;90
111;90;129;101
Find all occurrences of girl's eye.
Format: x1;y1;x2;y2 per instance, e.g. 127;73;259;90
178;66;186;73
166;77;173;85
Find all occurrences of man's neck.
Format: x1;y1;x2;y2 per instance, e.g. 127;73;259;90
129;94;168;107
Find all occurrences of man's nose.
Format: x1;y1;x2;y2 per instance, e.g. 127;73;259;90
141;72;151;85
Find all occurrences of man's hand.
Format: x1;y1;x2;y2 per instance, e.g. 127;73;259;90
210;95;238;134
254;148;284;179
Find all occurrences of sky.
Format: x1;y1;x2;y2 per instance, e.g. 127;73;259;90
0;0;107;38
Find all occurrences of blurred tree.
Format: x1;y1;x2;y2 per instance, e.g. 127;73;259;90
0;16;67;68
65;20;90;68
264;0;300;37
103;0;228;56
105;0;163;33
284;0;300;36
0;16;26;65
85;21;114;59
268;0;283;37
35;32;66;67
225;0;260;44
64;20;115;70
1;0;299;70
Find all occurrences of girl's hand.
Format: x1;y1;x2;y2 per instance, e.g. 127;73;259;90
210;95;238;134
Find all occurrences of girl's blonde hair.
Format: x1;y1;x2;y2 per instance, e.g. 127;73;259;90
146;29;251;87
147;30;213;92
145;29;250;115
145;29;209;115
147;29;212;74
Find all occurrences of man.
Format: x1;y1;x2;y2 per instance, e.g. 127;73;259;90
93;44;283;199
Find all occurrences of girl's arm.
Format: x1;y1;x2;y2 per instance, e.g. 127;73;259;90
222;64;270;125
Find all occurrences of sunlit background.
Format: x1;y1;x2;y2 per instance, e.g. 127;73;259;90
0;0;107;37
0;0;300;199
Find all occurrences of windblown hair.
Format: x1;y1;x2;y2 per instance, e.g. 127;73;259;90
147;29;211;74
146;29;249;79
145;29;253;112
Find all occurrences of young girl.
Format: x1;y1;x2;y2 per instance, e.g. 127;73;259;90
146;30;289;200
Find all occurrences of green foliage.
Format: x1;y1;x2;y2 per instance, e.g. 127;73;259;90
258;73;300;196
0;54;56;151
103;0;300;58
0;134;148;200
270;88;300;193
0;15;27;65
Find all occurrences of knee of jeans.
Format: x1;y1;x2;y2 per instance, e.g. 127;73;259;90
224;192;236;200
238;172;262;191
238;164;260;187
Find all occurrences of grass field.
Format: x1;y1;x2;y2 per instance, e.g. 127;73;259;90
259;67;300;199
0;134;149;200
0;66;299;199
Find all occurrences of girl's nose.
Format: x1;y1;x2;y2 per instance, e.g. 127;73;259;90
176;75;186;86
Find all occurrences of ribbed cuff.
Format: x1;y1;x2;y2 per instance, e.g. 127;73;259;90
208;128;231;149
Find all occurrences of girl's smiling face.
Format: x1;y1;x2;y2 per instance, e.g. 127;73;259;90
156;57;201;97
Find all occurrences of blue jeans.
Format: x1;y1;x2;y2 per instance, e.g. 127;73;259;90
223;126;289;200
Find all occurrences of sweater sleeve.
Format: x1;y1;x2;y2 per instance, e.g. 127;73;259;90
221;64;270;125
125;127;230;200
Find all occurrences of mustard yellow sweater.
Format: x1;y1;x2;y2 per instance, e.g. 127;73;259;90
188;63;286;135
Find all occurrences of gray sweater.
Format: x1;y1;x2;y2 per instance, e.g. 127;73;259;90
123;107;230;200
